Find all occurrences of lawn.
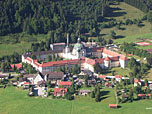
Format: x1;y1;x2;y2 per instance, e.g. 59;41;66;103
102;67;131;76
0;87;152;114
0;33;47;57
100;2;152;49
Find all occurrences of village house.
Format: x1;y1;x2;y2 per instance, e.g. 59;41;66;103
23;74;35;84
88;79;96;86
105;82;112;87
134;79;142;87
17;77;26;86
43;71;64;84
149;84;152;91
36;81;47;97
33;72;44;85
79;90;91;96
54;88;67;97
0;74;8;80
109;104;118;108
115;75;122;82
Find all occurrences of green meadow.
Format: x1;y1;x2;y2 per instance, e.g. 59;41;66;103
0;87;152;114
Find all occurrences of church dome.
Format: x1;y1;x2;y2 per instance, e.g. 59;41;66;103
73;38;84;51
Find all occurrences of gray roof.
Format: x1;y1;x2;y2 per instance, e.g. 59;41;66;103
24;74;35;78
43;72;64;79
0;75;8;78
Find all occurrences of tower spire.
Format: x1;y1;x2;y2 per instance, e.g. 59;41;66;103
67;33;69;47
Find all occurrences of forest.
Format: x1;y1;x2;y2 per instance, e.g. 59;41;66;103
0;0;110;39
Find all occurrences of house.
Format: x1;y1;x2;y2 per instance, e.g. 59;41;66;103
43;72;64;83
134;79;141;86
36;81;47;97
0;74;8;80
23;82;30;89
11;80;17;86
98;75;106;80
137;94;146;99
79;90;91;96
105;82;112;87
149;84;152;91
59;81;72;88
115;75;122;82
34;72;44;85
88;79;96;86
54;88;67;97
23;74;35;84
109;104;118;108
17;78;26;86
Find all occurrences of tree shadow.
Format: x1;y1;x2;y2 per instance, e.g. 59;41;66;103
106;7;126;18
102;18;116;22
119;27;126;30
100;91;110;96
138;23;145;27
100;96;109;101
115;35;125;39
99;33;106;37
117;105;122;108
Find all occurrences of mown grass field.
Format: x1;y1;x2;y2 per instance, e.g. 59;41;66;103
0;87;152;114
101;2;152;50
0;33;47;57
102;67;131;76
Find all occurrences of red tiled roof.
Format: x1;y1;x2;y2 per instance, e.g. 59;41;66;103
85;58;96;65
34;61;42;67
54;88;67;93
24;82;30;85
26;57;33;63
11;64;22;69
105;57;111;61
103;48;121;57
105;82;111;86
104;79;109;81
92;47;104;52
59;81;72;86
41;59;79;67
95;58;104;64
120;55;128;61
115;75;122;78
138;94;146;97
109;104;117;108
134;79;141;83
148;94;151;96
98;75;106;78
110;57;119;61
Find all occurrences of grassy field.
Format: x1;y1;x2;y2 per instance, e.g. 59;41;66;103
102;67;131;76
101;2;152;50
0;87;152;114
0;33;47;57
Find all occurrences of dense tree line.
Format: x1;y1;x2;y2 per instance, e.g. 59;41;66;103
120;42;152;58
0;0;110;36
128;57;150;79
0;52;21;64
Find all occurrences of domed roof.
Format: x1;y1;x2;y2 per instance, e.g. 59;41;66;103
73;38;84;51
